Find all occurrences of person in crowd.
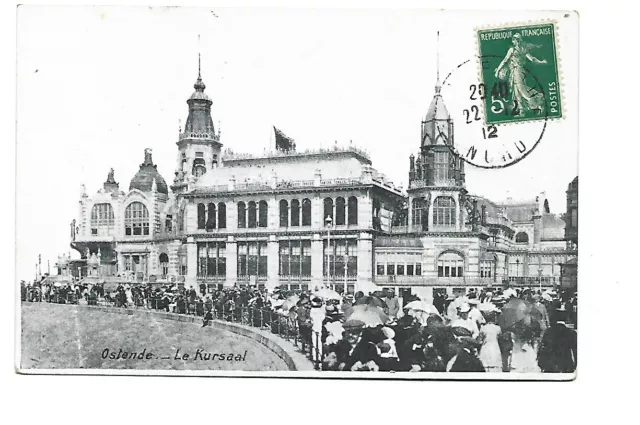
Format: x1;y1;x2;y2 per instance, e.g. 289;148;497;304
309;297;326;362
467;298;486;330
202;309;213;327
450;304;479;339
384;289;400;320
297;297;312;351
530;294;551;337
433;292;446;315
341;294;355;317
537;313;577;373
199;282;207;297
478;311;502;372
447;327;485;372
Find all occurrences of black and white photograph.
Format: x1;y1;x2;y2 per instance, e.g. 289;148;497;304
15;6;579;379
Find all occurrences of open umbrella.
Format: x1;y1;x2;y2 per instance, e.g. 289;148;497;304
355;295;385;308
346;305;389;327
404;300;440;315
281;295;300;311
498;297;531;330
313;288;341;301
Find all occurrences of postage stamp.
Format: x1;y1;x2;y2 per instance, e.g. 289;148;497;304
477;22;562;125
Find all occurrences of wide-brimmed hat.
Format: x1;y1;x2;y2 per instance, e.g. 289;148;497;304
458;303;471;313
451;326;473;338
343;319;365;331
325;305;340;316
310;297;323;308
468;299;480;305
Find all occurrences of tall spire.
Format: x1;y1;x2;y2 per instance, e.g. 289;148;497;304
194;34;205;92
435;31;441;93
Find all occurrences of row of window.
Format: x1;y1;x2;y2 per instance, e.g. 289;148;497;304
411;196;457;227
197;203;228;230
91;195;360;237
195;239;360;278
376;262;423;276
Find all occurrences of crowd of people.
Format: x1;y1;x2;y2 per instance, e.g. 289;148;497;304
21;278;577;373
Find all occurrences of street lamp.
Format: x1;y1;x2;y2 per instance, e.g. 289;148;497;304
538;267;543;292
344;253;349;295
325;215;333;289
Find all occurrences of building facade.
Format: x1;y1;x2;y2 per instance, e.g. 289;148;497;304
67;65;577;298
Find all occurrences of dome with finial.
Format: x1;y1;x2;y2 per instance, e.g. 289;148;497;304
129;148;168;194
188;53;212;103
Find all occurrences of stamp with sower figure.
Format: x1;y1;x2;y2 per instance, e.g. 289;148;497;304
477;22;562;125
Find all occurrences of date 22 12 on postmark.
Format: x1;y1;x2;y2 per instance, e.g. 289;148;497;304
477;22;562;125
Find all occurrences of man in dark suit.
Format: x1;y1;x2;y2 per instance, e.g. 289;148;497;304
537;318;577;373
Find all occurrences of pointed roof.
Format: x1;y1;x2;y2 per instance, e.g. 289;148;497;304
425;31;450;122
425;88;450;121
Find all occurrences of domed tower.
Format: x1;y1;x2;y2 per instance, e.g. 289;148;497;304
172;55;222;193
407;38;466;233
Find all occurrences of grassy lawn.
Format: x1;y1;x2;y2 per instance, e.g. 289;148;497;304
20;302;288;371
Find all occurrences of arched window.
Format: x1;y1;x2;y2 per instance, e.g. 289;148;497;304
433;196;456;226
438;251;464;278
291;199;300;227
301;198;312;226
125;202;149;236
218;202;226;229
411;198;426;227
258;200;268;228
206;203;216;230
192;158;206;177
335;197;346;225
90;203;114;235
248;201;257;228
279;200;289;227
237;202;246;229
347;196;358;225
323;198;334;223
197;203;206;229
515;231;529;243
159;253;169;277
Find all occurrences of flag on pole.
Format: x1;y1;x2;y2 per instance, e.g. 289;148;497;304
273;126;296;153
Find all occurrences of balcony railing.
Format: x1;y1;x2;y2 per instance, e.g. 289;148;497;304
372;275;498;285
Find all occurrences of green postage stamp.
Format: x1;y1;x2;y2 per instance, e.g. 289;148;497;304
477;22;562;125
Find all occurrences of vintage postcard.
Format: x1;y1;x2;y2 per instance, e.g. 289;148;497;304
16;7;578;379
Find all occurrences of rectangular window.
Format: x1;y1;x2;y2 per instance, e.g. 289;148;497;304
197;242;227;277
387;263;395;275
324;239;357;277
396;264;405;276
376;263;385;275
407;264;414;276
416;263;422;275
238;241;267;277
435;151;449;183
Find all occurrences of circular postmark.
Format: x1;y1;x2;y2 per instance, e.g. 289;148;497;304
434;55;548;169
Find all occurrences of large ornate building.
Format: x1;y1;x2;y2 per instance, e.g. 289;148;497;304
66;63;578;300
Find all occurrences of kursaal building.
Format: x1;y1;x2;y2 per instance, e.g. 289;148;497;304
63;64;578;301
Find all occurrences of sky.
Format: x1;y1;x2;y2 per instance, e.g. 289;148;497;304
15;7;578;281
